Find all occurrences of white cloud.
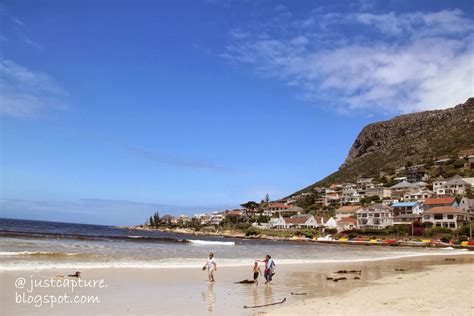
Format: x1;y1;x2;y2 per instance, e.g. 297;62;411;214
10;17;24;27
0;60;69;118
225;9;474;114
23;37;43;50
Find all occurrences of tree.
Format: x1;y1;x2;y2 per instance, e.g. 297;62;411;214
360;195;381;206
265;194;270;203
153;212;160;227
466;188;474;199
296;194;316;210
189;218;202;231
149;216;155;227
241;201;260;217
241;201;259;211
161;215;173;226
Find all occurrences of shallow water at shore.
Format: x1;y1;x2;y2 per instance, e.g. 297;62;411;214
1;218;471;271
1;255;472;315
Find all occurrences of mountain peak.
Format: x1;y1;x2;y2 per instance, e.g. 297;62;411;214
295;98;474;193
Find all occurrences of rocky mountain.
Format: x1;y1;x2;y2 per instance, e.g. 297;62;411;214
294;97;474;194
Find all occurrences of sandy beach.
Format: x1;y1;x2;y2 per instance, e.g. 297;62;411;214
1;254;473;315
271;260;474;316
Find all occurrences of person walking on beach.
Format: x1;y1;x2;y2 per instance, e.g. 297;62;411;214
258;255;275;284
203;252;217;282
253;261;261;285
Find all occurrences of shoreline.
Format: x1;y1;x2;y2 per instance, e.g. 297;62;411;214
1;250;473;272
120;225;474;250
1;255;473;315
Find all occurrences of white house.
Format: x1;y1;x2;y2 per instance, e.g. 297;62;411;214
443;175;471;195
390;181;419;199
341;189;363;204
356;204;393;230
324;217;337;229
366;187;392;199
434;175;473;196
267;215;319;229
433;177;447;193
459;197;474;214
403;189;432;201
209;212;224;225
336;217;357;232
422;206;470;230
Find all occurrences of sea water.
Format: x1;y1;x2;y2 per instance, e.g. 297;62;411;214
0;218;469;271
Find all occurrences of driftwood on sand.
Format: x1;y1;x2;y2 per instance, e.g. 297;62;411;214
333;277;347;282
335;270;361;274
243;298;286;309
235;279;256;284
68;271;81;278
291;292;307;295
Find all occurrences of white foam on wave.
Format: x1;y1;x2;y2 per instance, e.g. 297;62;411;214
0;251;81;256
188;239;235;246
0;250;471;271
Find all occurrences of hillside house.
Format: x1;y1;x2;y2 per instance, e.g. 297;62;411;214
390;181;419;199
406;165;428;183
209;212;224;225
459;197;474;214
422;207;470;230
267;215;319;229
323;192;341;205
341;189;363;204
433;177;447;193
177;215;191;224
366;187;392;199
324;217;337;229
442;175;471;195
423;197;458;212
391;202;422;225
403;189;433;201
462;177;474;188
336;217;357;232
356;204;393;230
458;148;474;158
335;205;363;220
263;202;290;216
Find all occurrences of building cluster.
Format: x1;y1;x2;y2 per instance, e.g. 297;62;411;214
174;176;473;232
164;151;474;233
278;172;474;232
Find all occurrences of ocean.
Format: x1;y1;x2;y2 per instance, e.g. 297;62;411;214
0;218;469;271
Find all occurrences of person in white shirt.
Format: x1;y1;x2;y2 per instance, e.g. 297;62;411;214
203;252;217;282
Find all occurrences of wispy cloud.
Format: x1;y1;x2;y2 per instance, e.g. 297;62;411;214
10;17;25;27
23;37;43;50
224;8;474;114
124;146;226;171
0;60;69;118
1;7;45;50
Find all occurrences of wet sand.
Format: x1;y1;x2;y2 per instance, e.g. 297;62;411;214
1;255;473;315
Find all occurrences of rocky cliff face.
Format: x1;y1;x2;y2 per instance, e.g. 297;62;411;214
294;98;474;193
341;98;474;169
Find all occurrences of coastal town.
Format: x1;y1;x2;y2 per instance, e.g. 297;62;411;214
144;149;474;247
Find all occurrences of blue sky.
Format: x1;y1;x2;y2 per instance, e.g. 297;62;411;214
1;0;473;225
